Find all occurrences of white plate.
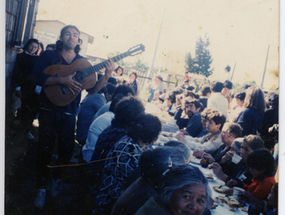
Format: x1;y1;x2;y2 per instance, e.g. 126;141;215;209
190;157;201;164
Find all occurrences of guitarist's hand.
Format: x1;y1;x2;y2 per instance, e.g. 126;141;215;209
60;73;82;94
104;57;115;78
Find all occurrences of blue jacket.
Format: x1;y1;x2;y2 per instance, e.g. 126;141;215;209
186;112;203;137
235;107;264;136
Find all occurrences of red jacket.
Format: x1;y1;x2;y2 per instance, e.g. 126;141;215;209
243;176;275;201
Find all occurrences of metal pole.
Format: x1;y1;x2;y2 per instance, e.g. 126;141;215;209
231;62;236;81
150;8;166;74
261;45;270;88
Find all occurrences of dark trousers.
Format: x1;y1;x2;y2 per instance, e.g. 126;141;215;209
20;96;39;134
36;109;76;188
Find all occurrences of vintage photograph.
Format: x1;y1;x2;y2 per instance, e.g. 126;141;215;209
5;0;279;214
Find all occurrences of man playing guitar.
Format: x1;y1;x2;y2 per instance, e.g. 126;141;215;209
32;25;115;209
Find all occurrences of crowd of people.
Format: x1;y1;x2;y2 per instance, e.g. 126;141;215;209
11;25;279;215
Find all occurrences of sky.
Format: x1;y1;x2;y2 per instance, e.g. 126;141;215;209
37;0;279;88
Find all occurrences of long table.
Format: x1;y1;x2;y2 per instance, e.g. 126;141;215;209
191;162;248;215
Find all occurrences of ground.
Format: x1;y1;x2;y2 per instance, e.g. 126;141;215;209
5;114;94;215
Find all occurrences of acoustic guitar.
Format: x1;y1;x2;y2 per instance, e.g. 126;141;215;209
43;44;145;106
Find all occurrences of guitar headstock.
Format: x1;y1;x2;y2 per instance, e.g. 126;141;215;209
127;44;145;56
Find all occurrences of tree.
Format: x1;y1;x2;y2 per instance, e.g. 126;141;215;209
185;35;213;78
133;57;149;73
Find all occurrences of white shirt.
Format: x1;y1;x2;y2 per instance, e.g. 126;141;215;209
82;111;115;162
185;133;223;154
207;92;228;119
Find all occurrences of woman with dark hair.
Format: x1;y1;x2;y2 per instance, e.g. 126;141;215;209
88;97;144;192
37;42;44;56
242;149;276;200
235;87;265;136
229;91;246;122
258;92;278;150
112;145;187;215
94;113;161;214
11;38;39;140
135;165;211;215
210;135;265;188
114;66;124;76
128;71;140;96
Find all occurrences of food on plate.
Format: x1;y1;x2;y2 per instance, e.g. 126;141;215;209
229;206;238;211
190;157;201;164
162;132;173;137
213;185;230;193
227;197;240;207
210;203;218;209
205;173;214;180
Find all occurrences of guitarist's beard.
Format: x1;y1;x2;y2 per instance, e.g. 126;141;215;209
63;41;78;51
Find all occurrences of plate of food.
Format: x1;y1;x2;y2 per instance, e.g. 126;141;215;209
205;173;216;181
190;157;201;164
213;195;246;211
213;185;230;193
161;131;174;137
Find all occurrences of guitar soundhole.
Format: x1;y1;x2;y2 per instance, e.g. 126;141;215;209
73;70;84;82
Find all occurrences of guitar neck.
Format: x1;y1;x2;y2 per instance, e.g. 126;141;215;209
84;52;128;76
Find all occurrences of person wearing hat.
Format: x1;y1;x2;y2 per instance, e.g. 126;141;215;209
32;25;115;209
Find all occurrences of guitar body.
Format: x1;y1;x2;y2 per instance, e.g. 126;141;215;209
43;58;97;107
43;44;145;106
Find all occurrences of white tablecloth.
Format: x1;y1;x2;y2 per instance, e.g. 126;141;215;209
191;162;248;215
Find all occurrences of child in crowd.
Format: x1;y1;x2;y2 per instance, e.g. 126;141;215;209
176;110;226;154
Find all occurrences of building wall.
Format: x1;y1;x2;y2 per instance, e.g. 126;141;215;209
6;0;40;115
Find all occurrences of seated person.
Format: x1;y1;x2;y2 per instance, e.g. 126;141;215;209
113;66;124;77
94;114;161;214
82;94;124;162
199;85;211;108
219;137;243;165
162;90;176;113
229;149;276;201
164;140;191;163
76;83;116;145
221;80;233;97
92;85;134;121
175;97;203;137
196;108;212;137
209;135;264;187
87;97;145;192
111;145;186;215
162;90;181;116
208;80;228;119
228;91;246;122
128;72;140;96
239;183;278;215
194;122;242;163
176;110;226;154
135;165;211;215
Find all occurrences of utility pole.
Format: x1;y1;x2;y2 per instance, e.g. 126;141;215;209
261;45;270;88
150;8;166;74
231;62;236;81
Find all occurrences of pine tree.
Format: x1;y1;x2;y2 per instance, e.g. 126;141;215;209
185;35;213;78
